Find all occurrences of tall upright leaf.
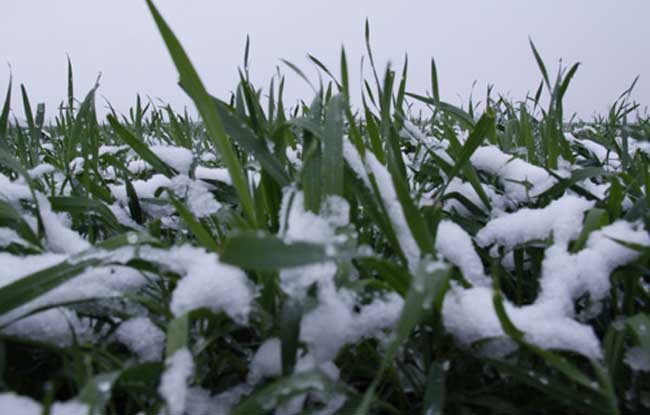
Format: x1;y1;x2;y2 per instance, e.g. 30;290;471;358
322;94;345;197
145;0;257;227
0;76;11;140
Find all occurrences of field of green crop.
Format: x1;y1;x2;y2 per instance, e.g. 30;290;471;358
0;1;649;414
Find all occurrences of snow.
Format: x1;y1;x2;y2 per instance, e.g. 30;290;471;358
3;106;650;411
0;252;66;287
567;134;616;165
0;393;88;415
109;174;221;219
575;179;610;200
184;386;251;415
0;172;33;203
443;209;650;358
476;195;594;249
159;347;194;415
300;289;403;363
109;174;171;201
140;246;254;323
439;177;509;215
278;189;349;298
150;145;194;174
50;400;90;415
342;140;370;187
366;151;420;272
435;220;489;287
279;190;349;244
622;136;650;158
0;228;148;346
169;175;221;218
286;146;302;168
69;157;85;175
567;220;650;303
624;347;650;371
0;259;147;329
442;285;603;358
471;145;558;202
1;308;97;347
0;228;28;247
275;185;402;371
114;317;165;362
0;393;41;415
400;119;430;145
194;166;232;185
36;193;91;254
200;153;217;162
98;144;130;156
0;242;254;338
27;163;54;179
248;338;282;384
108;203;144;229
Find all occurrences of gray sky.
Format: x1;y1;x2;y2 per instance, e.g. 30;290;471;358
1;0;649;121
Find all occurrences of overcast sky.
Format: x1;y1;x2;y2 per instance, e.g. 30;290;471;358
1;1;649;122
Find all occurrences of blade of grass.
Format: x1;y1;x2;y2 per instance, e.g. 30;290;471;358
280;299;302;376
107;114;176;178
221;232;353;270
322;94;344;197
529;38;551;90
165;313;189;357
165;190;220;252
146;0;257;227
0;258;100;319
356;263;450;414
0;76;12;140
211;98;290;187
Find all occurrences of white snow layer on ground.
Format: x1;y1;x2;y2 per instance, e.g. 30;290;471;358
470;145;558;202
36;193;90;254
98;144;129;156
277;189;348;298
277;187;404;359
0;393;88;415
476;195;595;248
49;400;90;415
439;177;511;216
0;173;32;203
0;228;27;248
109;174;221;219
27;163;55;179
300;289;404;363
195;166;232;184
114;317;165;362
159;347;194;415
248;338;283;384
270;187;402;414
0;258;147;345
435;220;490;287
443;195;650;358
246;336;347;415
0;243;254;346
149;145;194;174
139;245;254;323
0;393;42;415
184;385;252;415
